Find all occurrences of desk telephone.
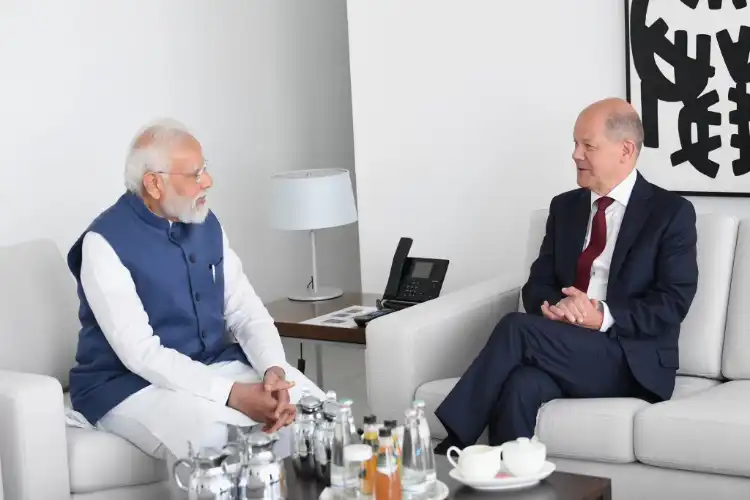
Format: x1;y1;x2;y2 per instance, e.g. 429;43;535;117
354;237;449;327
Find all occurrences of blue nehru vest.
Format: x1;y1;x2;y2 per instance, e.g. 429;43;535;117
67;191;249;424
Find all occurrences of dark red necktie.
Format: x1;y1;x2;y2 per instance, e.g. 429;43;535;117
574;196;614;292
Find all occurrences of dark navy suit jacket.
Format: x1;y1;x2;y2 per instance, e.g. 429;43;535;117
521;173;699;402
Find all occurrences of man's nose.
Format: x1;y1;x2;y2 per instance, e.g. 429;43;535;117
572;145;584;161
201;171;213;190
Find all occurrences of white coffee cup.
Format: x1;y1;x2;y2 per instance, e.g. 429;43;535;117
498;436;547;477
446;444;502;481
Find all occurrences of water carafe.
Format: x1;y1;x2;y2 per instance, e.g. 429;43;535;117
235;430;285;500
172;443;236;500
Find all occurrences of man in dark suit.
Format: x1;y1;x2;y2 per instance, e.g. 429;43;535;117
434;98;699;452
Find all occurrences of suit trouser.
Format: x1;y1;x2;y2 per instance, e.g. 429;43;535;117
435;312;642;446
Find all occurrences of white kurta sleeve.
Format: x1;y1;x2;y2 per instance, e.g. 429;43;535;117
80;232;236;404
221;228;288;377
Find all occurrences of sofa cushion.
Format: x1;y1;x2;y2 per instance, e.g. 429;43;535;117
536;375;722;464
671;375;720;399
537;397;648;463
676;214;738;379
416;374;719;446
67;427;167;494
635;381;750;477
723;218;750;380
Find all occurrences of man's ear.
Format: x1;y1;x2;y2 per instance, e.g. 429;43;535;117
621;140;637;163
142;172;163;200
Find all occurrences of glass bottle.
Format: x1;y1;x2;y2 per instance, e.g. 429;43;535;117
383;419;402;474
313;399;338;485
361;415;379;496
401;408;428;497
343;444;374;499
413;400;436;484
291;388;322;478
340;398;359;440
375;427;402;500
330;399;357;495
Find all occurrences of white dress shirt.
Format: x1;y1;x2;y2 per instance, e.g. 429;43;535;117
79;227;288;407
581;168;639;332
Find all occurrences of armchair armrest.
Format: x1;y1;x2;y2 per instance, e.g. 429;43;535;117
365;275;522;421
0;370;71;500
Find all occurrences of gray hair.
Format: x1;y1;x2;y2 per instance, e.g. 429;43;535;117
605;110;644;154
124;118;194;194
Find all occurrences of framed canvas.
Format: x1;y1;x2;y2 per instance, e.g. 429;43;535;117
625;0;750;196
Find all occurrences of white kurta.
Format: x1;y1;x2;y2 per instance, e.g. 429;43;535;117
67;224;325;462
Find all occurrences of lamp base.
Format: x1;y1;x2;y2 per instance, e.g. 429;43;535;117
288;286;344;302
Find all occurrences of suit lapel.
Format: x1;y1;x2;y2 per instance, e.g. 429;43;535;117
561;190;593;287
608;174;653;287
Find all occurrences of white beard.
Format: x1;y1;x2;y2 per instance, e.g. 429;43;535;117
162;192;209;224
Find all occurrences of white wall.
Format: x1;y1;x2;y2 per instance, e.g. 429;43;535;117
0;0;360;302
347;0;749;295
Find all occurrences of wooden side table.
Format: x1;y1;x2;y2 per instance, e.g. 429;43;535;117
265;292;381;388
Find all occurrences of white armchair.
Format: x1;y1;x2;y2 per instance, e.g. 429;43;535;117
0;239;169;500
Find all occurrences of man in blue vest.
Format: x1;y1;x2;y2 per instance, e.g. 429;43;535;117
66;119;324;469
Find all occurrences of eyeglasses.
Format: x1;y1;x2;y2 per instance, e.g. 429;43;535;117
153;161;208;184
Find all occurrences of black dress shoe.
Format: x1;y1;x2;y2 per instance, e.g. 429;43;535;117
434;435;462;455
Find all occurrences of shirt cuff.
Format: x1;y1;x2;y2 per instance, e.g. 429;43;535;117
599;301;615;332
256;358;289;381
211;376;237;406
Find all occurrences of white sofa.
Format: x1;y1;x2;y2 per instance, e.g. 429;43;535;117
0;239;169;500
366;211;750;500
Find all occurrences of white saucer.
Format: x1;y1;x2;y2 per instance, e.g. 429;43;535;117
448;461;556;491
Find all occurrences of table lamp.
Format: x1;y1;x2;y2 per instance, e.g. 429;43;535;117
269;168;358;301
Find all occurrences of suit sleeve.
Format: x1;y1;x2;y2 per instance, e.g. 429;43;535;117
521;198;565;315
606;200;698;339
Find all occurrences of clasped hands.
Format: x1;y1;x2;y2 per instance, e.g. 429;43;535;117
227;366;297;433
541;286;603;330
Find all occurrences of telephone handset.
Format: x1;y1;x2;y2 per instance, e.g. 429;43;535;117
380;237;449;310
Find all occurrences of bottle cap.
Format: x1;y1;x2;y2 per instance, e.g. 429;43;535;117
379;427;392;438
297;391;323;413
363;415;377;425
340;398;353;408
344;444;373;462
384;419;397;428
413;399;426;409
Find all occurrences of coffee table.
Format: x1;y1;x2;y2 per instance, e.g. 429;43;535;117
283;455;612;499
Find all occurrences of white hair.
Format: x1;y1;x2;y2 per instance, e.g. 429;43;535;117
124;118;195;194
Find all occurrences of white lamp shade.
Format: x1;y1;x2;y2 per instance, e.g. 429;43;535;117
269;168;358;230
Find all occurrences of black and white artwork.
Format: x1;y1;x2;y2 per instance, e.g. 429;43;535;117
626;0;750;196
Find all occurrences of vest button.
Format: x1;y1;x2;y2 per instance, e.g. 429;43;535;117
195;293;201;302
189;254;196;263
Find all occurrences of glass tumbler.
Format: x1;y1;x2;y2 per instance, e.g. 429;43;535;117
343;444;374;498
